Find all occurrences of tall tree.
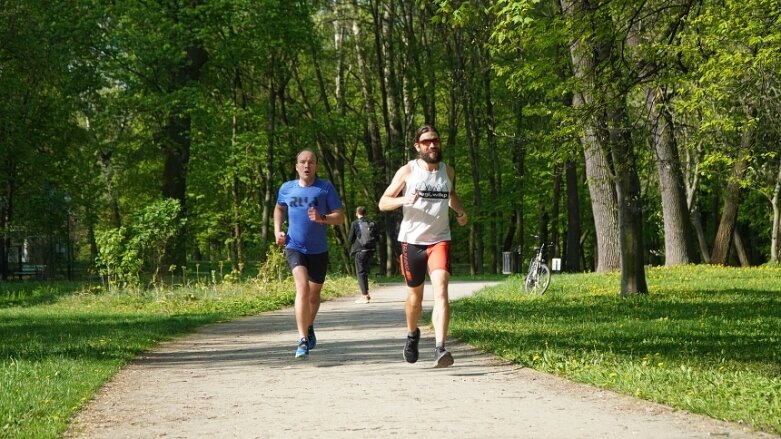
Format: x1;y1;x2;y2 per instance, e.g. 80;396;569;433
711;138;751;264
0;0;98;279
98;1;209;266
647;87;695;265
680;0;780;266
558;0;622;273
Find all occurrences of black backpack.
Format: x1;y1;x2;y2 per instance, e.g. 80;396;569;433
358;219;377;248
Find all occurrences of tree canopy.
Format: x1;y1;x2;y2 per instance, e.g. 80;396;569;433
2;0;779;293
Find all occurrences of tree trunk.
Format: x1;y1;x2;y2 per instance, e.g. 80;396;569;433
512;100;526;257
691;204;711;263
260;77;278;249
551;166;562;264
401;1;434;125
381;1;406;275
0;171;13;280
350;3;388;273
85;205;98;266
684;137;709;263
646;86;694;265
160;113;191;267
227;107;244;269
610;106;648;295
232;173;244;269
483;49;500;274
560;0;621;272
711;129;752;264
97;150;122;228
732;228;750;267
582;123;621;272
771;160;781;263
463;96;484;274
565;160;582;271
161;41;208;267
538;210;550;257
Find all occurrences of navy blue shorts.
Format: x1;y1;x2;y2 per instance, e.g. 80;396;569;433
285;249;329;284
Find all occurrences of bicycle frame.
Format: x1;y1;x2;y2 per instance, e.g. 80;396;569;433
524;243;551;294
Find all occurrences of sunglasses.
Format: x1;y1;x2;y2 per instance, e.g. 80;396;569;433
418;138;441;146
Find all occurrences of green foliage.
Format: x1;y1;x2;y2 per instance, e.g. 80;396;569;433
256;244;289;284
4;0;781;281
95;200;184;288
94;228;133;287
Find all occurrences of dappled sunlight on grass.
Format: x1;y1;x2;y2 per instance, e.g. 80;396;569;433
0;274;358;437
450;265;781;433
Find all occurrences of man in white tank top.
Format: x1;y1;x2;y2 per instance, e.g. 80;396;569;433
378;124;468;368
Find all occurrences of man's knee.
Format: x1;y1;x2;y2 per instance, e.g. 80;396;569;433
406;285;425;300
429;268;449;284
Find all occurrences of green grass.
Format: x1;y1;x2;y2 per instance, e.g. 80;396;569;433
449;265;781;434
0;276;357;438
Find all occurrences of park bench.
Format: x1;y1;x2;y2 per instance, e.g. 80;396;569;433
13;264;46;280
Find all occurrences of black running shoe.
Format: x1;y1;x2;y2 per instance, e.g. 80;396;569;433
402;328;420;363
307;325;316;350
433;348;454;368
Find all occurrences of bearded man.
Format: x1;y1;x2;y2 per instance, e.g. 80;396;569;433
378;124;469;368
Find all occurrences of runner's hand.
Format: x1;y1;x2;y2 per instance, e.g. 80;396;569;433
308;207;327;224
403;191;419;206
456;211;468;226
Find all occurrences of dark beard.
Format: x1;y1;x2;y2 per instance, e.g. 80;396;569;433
420;150;442;164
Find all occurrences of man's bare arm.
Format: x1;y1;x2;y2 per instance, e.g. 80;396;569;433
312;208;345;225
274;204;287;244
447;165;468;226
379;164;415;211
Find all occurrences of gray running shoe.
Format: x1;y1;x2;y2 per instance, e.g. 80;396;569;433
402;328;420;363
433;348;454;368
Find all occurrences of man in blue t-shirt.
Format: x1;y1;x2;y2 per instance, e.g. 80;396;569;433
274;149;344;359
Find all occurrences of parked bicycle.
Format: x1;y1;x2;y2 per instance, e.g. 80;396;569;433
525;242;551;295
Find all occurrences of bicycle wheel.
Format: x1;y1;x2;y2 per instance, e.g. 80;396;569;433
525;263;551;295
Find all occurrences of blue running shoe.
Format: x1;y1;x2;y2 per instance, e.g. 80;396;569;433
295;338;309;359
307;325;316;350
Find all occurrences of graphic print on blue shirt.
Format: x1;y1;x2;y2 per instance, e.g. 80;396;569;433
277;179;342;254
288;196;320;208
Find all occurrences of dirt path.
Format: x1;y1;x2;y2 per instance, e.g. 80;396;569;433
66;281;775;438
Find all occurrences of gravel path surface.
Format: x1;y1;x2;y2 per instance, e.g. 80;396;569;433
66;281;775;438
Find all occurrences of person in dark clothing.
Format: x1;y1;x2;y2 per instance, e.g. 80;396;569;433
348;206;377;304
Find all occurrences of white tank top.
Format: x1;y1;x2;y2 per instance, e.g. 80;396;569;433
397;160;452;244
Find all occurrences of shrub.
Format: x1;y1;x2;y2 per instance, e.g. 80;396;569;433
95;199;185;289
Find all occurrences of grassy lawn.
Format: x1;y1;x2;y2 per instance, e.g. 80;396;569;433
0;276;357;438
1;265;779;437
450;264;781;434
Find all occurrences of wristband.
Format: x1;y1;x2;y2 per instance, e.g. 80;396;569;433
320;214;327;222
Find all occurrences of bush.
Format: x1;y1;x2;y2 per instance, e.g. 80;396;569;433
95;199;185;289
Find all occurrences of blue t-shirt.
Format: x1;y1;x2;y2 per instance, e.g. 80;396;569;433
277;178;343;254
